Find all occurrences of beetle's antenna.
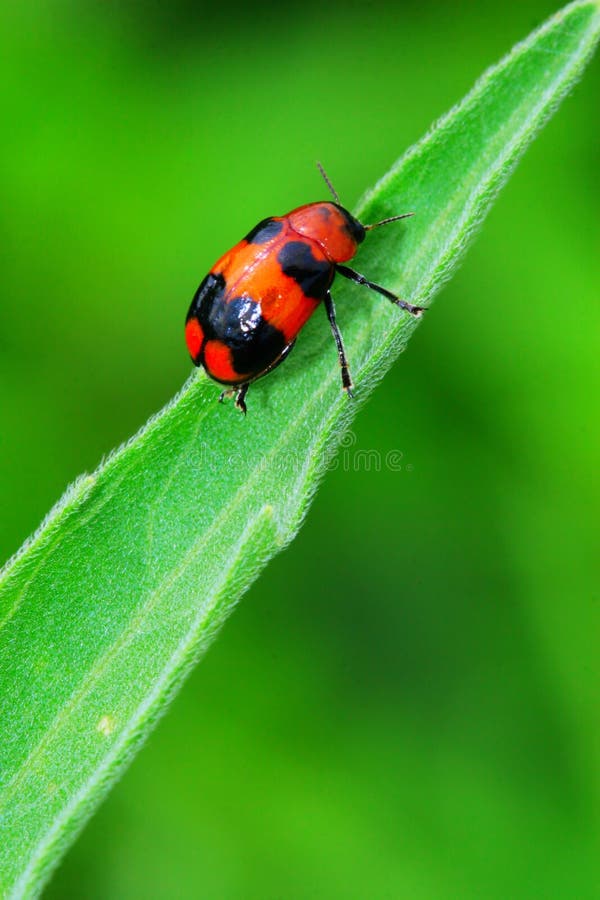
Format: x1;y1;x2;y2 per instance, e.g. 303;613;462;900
316;161;341;204
364;212;415;230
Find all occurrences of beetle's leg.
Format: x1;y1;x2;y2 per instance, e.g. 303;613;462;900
336;264;425;317
235;383;249;415
219;384;249;415
324;291;353;397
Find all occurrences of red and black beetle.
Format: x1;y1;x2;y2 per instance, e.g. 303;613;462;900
185;165;423;413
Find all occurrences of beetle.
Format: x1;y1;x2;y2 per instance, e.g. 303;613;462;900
185;164;423;414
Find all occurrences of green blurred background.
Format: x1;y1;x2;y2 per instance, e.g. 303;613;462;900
1;1;598;897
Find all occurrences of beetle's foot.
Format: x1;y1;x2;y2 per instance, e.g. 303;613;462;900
234;384;249;415
219;388;235;404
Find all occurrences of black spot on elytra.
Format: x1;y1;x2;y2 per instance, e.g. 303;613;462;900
244;218;283;244
201;291;286;380
186;272;225;323
277;241;333;300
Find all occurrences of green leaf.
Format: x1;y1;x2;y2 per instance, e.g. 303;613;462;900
1;2;598;895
